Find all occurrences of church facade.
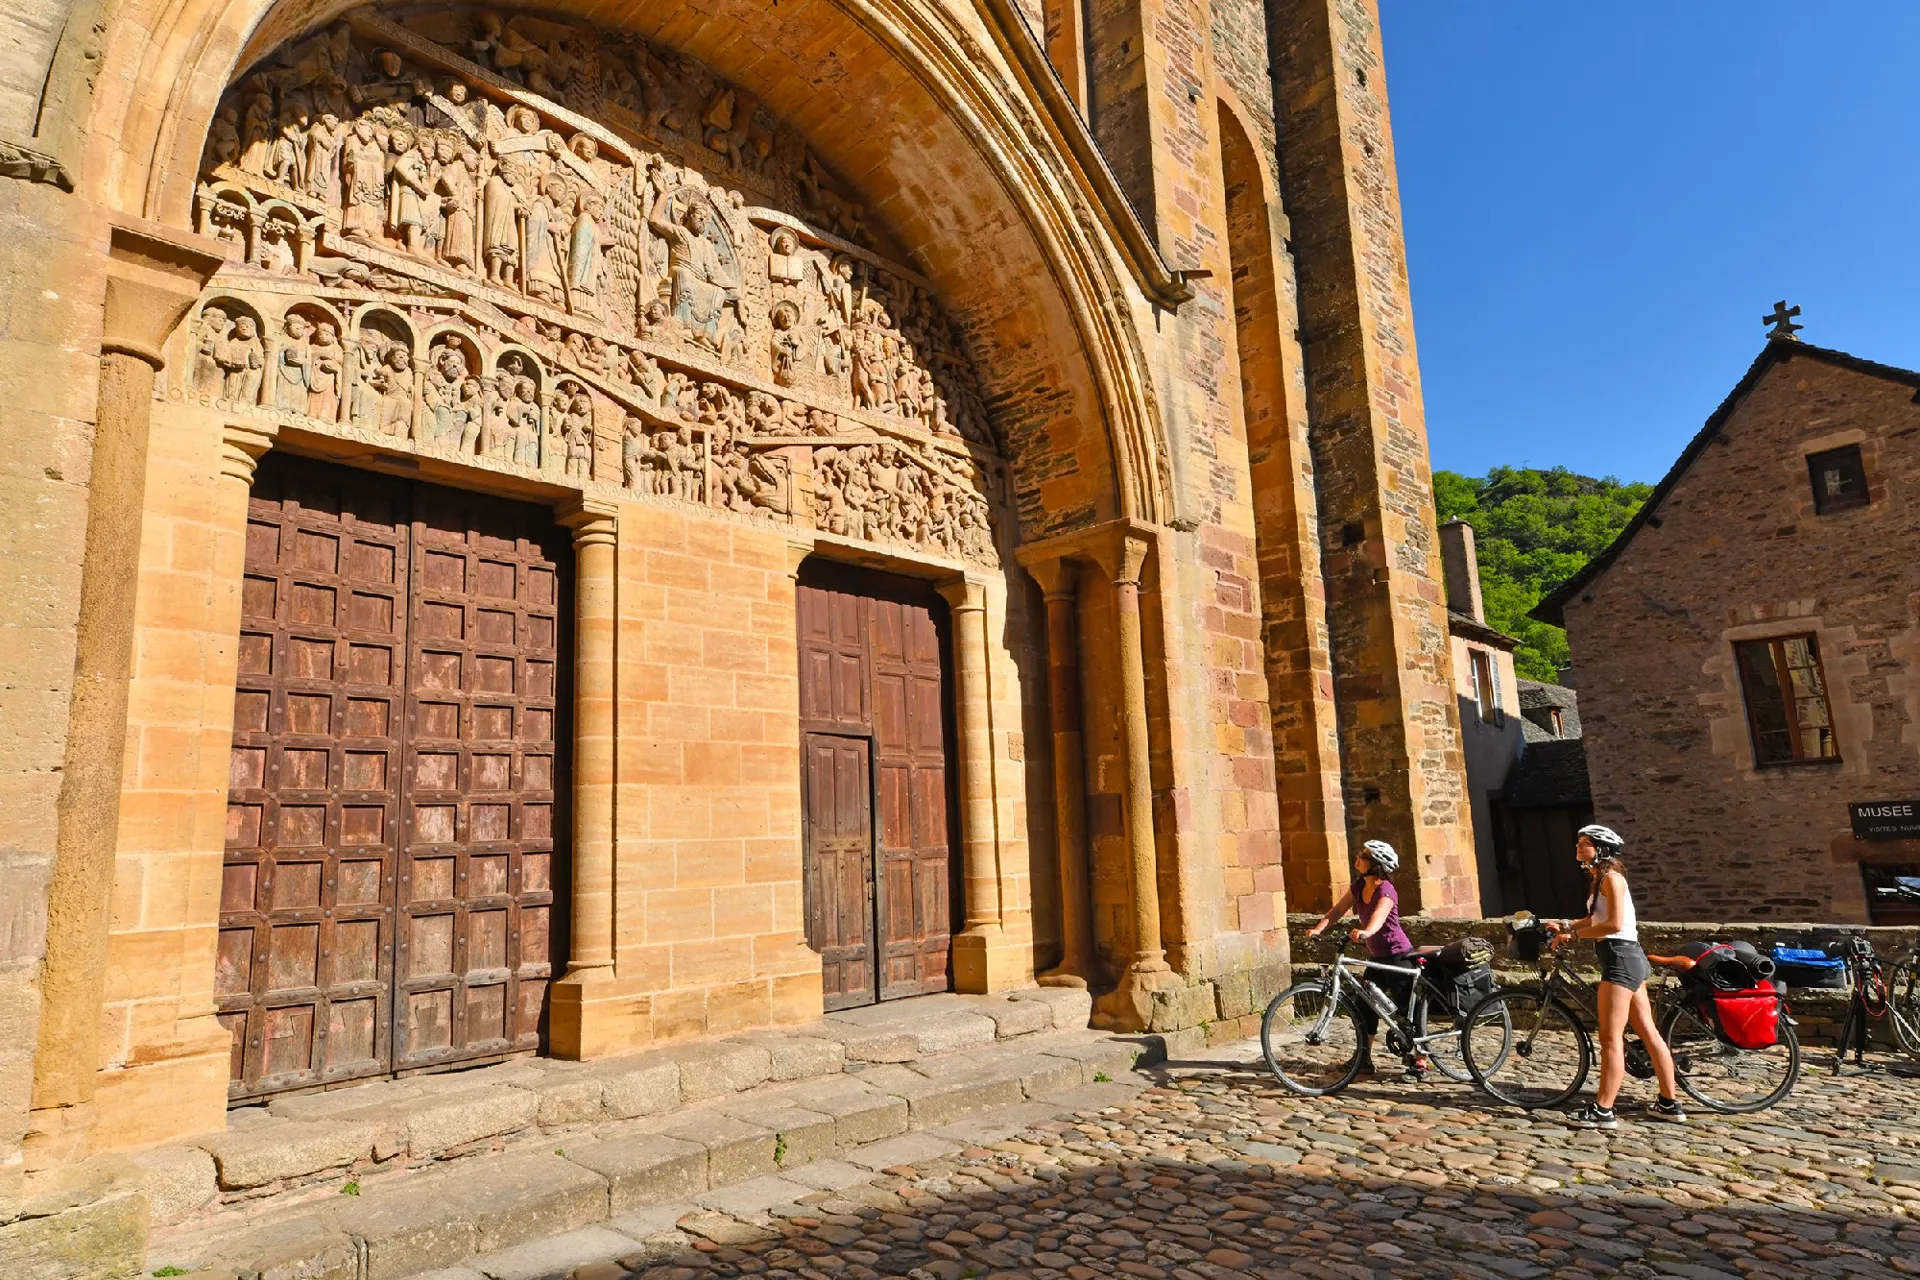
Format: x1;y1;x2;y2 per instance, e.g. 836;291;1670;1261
0;0;1474;1196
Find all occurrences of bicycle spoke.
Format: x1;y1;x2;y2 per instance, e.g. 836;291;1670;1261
1465;991;1588;1109
1262;983;1362;1096
1665;1002;1800;1113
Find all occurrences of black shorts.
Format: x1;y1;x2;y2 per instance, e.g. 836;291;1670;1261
1596;938;1650;992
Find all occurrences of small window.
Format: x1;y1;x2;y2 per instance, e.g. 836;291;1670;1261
1548;707;1565;737
1471;649;1498;723
1807;445;1869;514
1735;634;1839;765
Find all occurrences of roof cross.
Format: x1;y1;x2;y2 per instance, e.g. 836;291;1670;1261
1763;300;1803;341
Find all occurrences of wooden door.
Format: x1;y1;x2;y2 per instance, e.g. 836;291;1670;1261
803;734;875;1008
796;571;953;1009
220;455;564;1100
394;485;562;1073
871;599;952;999
220;459;411;1098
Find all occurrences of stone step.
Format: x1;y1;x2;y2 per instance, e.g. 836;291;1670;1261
143;1004;1164;1279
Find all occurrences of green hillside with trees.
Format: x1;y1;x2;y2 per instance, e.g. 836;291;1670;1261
1433;466;1654;682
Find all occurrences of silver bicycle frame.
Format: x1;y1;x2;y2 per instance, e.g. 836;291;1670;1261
1312;950;1445;1049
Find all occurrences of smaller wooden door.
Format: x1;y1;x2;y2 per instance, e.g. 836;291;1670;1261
803;734;875;1007
797;571;955;1010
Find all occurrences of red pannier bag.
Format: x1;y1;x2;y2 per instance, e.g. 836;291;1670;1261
1708;987;1781;1050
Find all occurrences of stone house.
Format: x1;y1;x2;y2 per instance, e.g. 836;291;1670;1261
1439;520;1522;912
0;0;1479;1236
1538;335;1920;924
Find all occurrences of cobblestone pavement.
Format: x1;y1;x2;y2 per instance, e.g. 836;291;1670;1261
442;1041;1920;1280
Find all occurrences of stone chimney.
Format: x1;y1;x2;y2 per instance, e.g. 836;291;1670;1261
1439;520;1485;623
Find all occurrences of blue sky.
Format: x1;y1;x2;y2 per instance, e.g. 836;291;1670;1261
1378;2;1920;484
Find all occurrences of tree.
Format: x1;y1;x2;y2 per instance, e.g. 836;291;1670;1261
1433;466;1653;682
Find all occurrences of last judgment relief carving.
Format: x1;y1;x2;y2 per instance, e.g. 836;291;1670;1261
174;6;1005;567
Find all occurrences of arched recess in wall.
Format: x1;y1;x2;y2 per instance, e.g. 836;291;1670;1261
1216;100;1348;912
58;0;1181;538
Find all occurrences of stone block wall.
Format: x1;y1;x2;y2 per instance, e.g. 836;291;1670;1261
1562;350;1920;923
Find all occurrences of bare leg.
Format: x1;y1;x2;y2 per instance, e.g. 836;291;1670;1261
1626;985;1681;1101
1594;980;1632;1109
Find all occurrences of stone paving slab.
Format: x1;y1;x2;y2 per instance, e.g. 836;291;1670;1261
842;1133;961;1171
471;1225;640;1280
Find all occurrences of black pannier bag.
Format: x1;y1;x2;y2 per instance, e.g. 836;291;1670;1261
1428;935;1495;1017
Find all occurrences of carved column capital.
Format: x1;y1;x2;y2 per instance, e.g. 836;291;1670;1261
936;576;988;616
218;421;278;486
783;536;817;580
100;215;227;370
557;497;619;547
1023;555;1078;601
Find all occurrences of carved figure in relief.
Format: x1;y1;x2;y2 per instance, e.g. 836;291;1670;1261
194;307;229;395
649;196;739;352
206;106;241;171
719;447;788;515
664;426;702;501
266;110;305;189
510;377;543;465
566;190;607;319
308;321;344;420
349;332;389;426
424;342;469;444
240;89;276;175
766;226;803;285
480;375;513;458
434;139;478;270
629;416;660;491
482;161;523;285
304;113;343;199
618;348;665;405
523;176;571;306
274;313;313;411
378;347;414;437
563;393;594;479
627;45;682;135
386;128;433;253
341;119;387;240
458;378;484;452
216;314;264;401
770;300;803;387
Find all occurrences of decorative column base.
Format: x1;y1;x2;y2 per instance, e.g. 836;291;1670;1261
1092;957;1182;1033
548;970;652;1061
951;922;1033;994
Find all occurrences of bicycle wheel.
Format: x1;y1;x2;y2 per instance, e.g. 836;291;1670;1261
1261;982;1364;1096
1662;1001;1800;1113
1890;956;1920;1058
1463;989;1590;1109
1418;991;1506;1083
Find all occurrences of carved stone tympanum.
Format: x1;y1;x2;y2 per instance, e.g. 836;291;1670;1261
169;5;1005;566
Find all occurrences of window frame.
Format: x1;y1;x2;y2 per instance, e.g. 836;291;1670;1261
1806;444;1870;516
1734;632;1841;767
1470;648;1499;724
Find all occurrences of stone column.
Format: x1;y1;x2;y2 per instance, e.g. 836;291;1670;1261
938;578;1002;934
1100;531;1180;1030
557;499;619;982
26;217;223;1166
1027;557;1095;987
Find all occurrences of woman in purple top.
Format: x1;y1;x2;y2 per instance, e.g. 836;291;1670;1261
1304;839;1427;1078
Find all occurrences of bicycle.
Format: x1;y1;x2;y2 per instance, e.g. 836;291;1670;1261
1872;881;1920;1060
1260;936;1511;1095
1460;925;1801;1114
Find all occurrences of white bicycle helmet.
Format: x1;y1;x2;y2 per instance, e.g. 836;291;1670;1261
1576;824;1624;853
1360;840;1400;874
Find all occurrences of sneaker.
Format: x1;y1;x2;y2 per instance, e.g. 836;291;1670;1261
1570;1103;1619;1130
1648;1095;1688;1123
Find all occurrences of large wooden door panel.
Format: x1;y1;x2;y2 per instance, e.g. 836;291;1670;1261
222;459;409;1099
804;733;874;1010
221;455;563;1100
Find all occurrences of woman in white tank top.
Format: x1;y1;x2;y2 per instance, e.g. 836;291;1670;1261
1550;825;1684;1128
